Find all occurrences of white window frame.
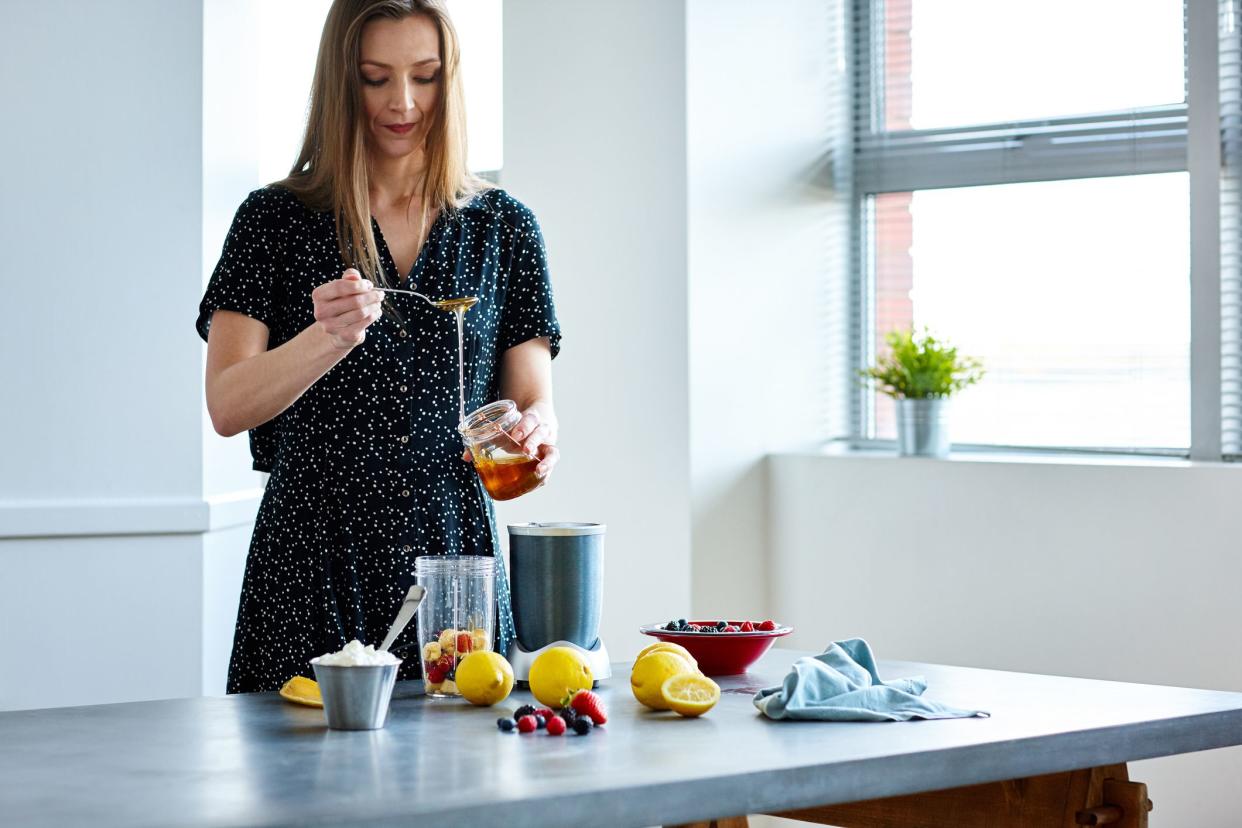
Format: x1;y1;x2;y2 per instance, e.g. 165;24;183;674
849;0;1226;460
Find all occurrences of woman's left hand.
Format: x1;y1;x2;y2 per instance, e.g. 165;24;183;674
460;405;559;484
510;407;559;482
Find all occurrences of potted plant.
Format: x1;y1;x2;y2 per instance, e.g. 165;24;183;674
861;329;984;457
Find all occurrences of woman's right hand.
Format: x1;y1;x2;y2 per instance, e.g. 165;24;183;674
312;268;385;350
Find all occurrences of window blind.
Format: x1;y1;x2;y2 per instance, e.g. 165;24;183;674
1220;0;1242;457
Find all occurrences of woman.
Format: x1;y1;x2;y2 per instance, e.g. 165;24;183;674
196;0;560;693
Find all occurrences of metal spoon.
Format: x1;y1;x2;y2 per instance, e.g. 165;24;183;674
382;287;479;313
379;584;426;653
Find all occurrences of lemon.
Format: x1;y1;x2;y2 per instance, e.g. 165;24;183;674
661;672;720;717
636;641;697;668
279;675;323;708
455;651;515;706
529;646;594;707
630;651;694;710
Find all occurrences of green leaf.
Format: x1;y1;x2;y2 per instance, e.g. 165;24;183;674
858;328;985;399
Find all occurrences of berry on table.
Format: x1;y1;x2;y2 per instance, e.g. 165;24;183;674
572;717;593;736
570;690;607;725
514;704;537;720
534;715;546;729
517;715;538;733
546;716;566;736
497;717;517;733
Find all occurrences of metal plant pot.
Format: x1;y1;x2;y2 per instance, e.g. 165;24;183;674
896;398;950;458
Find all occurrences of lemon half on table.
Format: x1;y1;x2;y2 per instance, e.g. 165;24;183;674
279;676;323;708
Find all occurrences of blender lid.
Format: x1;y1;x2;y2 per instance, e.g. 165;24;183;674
507;522;606;536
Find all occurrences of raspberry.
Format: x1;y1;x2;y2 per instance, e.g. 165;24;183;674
570;690;608;725
757;620;778;631
517;715;537;733
535;707;556;721
545;715;566;736
456;632;473;654
740;621;754;632
723;625;740;633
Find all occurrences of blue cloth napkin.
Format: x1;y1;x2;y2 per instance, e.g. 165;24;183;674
753;638;989;721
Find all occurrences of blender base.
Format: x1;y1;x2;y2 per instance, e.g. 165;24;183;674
508;639;612;684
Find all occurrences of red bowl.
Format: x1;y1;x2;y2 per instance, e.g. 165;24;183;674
639;621;793;676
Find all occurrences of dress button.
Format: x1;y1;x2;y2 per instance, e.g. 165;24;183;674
400;385;408;393
399;330;408;338
400;435;409;444
401;489;411;498
403;544;412;552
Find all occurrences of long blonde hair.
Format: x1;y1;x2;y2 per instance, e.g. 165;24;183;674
280;0;488;285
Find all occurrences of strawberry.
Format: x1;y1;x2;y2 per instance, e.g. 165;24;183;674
570;690;607;725
426;665;446;683
517;715;537;733
740;621;755;632
545;715;566;736
757;619;777;631
535;707;556;721
456;632;474;654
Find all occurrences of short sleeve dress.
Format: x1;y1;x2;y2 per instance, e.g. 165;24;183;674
196;185;560;694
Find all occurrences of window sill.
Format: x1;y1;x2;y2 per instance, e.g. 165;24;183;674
806;441;1236;471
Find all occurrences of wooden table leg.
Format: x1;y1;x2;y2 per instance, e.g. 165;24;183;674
745;764;1151;828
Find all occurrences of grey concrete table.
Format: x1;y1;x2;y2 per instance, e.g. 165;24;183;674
3;649;1242;828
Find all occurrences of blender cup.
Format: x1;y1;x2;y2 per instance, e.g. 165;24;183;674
458;400;545;501
415;555;496;697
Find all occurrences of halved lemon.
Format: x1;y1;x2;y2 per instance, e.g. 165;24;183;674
279;675;323;708
661;672;720;717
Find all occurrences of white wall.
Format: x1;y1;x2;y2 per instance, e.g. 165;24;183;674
769;452;1242;826
496;0;692;660
0;0;203;501
685;0;850;624
0;0;259;710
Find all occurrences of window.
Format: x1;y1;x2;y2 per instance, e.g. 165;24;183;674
850;0;1240;458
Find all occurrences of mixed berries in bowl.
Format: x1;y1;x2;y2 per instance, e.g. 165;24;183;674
639;618;792;676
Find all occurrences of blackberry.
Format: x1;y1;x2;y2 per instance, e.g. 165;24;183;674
514;704;537;720
665;620;679;631
496;717;517;733
557;707;577;724
677;618;688;630
572;717;593;735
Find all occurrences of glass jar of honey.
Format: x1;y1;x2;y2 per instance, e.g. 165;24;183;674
458;400;545;501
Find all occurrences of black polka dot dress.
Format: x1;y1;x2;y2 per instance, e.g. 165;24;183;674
196;185;560;694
